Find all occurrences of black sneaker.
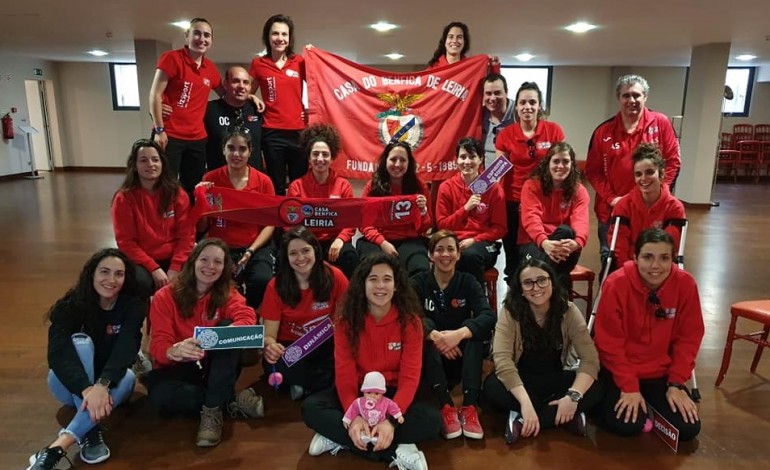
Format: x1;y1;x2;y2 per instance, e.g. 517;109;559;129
27;446;70;470
504;410;523;444
80;426;111;464
563;412;588;437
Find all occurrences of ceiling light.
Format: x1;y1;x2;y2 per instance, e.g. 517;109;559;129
172;20;190;30
565;22;597;33
736;54;757;61
515;53;534;62
385;53;404;60
87;50;109;57
371;22;397;33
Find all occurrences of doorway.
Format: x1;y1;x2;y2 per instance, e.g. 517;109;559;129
23;79;55;172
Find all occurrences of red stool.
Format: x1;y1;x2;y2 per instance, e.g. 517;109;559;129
483;268;499;315
569;264;595;314
715;300;770;386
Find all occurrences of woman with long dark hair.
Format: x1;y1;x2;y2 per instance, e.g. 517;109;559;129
287;123;359;278
27;249;144;470
427;21;500;71
495;82;565;282
198;128;275;309
302;254;441;469
518;142;589;289
146;239;262;448
357;142;432;277
483;258;602;445
111;139;194;297
261;225;349;400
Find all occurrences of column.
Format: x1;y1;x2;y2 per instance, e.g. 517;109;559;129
134;39;172;137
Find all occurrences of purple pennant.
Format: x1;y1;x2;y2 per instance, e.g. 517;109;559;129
469;155;513;195
281;316;335;368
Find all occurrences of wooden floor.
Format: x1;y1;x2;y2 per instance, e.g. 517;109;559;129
2;172;770;469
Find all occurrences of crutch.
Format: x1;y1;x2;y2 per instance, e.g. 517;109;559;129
669;218;701;402
587;216;622;334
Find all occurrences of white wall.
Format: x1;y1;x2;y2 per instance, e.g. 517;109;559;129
56;62;143;167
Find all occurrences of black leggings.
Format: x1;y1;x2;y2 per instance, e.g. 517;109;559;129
262;339;335;394
261;128;305;196
422;339;486;407
519;224;581;290
356;238;429;278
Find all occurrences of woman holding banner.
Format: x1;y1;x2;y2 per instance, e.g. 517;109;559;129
287;123;359;278
250;14;307;195
518;142;588;290
302;253;441;470
261;225;349;400
197;128;275;310
427;21;500;72
495;82;565;283
357;142;433;277
594;229;703;441
145;239;263;448
435;137;505;286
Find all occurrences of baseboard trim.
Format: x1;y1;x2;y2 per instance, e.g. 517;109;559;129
54;166;124;173
682;201;714;210
0;171;35;181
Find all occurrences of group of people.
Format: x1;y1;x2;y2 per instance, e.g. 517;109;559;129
27;14;704;470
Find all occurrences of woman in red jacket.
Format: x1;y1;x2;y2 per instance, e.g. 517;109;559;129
357;142;432;277
495;82;565;282
426;21;500;71
610;143;686;265
146;239;263;448
518;142;589;289
435;137;506;286
261;225;349;400
111;139;194;297
594;229;703;441
197;128;276;310
287;123;359;278
301;254;441;470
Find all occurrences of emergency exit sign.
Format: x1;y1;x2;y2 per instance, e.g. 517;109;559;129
33;68;43;76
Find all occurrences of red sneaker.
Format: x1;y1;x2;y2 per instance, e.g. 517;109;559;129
440;404;462;439
459;405;484;439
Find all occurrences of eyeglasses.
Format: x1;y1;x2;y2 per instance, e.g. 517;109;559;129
648;291;667;319
522;276;551;291
433;289;446;312
527;139;536;159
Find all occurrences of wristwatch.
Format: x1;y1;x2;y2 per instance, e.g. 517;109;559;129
96;377;111;388
153;126;165;134
565;389;583;403
667;382;687;390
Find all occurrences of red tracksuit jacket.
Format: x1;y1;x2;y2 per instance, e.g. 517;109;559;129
518;179;590;247
435;173;506;242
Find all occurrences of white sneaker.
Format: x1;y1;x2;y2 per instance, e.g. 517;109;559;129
308;433;346;456
389;443;428;470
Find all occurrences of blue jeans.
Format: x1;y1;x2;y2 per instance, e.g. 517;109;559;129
47;333;135;443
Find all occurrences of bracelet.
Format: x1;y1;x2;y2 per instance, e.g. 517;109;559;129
245;248;255;256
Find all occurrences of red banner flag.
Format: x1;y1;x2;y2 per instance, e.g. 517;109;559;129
305;48;487;181
192;186;421;230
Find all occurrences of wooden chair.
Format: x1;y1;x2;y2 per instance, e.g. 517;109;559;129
732;126;760;182
569;264;595;317
715;300;770;387
732;123;754;140
718;132;740;182
753;124;770;178
483;267;499;315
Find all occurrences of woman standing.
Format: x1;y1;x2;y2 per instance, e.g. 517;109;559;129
198;128;276;310
610;143;686;264
250;14;307;195
518;142;589;289
287;123;359;278
111;139;194;297
301;254;441;470
435;137;506;286
357;142;432;277
27;249;144;470
261;226;349;400
495;82;565;282
411;230;495;440
427;21;500;71
483;258;602;444
595;229;703;441
146;239;263;448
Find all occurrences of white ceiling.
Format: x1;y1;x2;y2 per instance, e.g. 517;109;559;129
2;0;770;67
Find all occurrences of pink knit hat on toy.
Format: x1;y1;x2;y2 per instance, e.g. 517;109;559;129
360;371;387;393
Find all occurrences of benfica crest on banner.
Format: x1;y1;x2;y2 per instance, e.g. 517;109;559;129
305;48;487;181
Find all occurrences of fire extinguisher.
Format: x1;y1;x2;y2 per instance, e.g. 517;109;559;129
2;113;13;140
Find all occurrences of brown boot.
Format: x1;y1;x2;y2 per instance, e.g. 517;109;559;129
196;405;223;447
227;388;265;419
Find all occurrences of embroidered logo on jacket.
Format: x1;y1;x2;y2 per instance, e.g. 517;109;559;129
387;342;402;351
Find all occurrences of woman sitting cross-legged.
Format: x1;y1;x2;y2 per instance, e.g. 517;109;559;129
28;249;145;470
301;254;442;470
410;229;495;440
483;258;603;444
145;238;264;448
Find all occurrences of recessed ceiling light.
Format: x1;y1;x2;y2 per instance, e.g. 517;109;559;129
515;53;534;62
371;22;397;33
87;50;109;57
385;53;404;60
172;20;190;30
565;21;597;33
736;54;757;61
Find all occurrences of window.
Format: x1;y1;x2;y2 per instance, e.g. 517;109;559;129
109;63;140;110
723;67;755;117
499;66;553;111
